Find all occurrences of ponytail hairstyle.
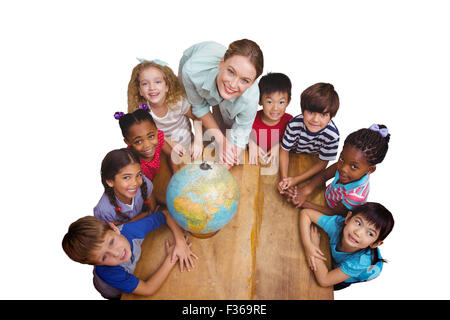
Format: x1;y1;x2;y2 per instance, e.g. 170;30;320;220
348;202;395;265
223;39;264;79
344;124;391;165
115;108;157;140
100;148;149;222
127;60;185;113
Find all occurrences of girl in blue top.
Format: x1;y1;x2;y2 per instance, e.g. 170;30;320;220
93;148;197;272
299;202;394;290
179;39;264;169
94;148;157;225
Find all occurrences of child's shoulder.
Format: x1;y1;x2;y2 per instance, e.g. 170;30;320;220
318;214;345;231
326;119;340;136
122;211;166;238
288;113;305;124
167;96;189;113
282;112;293;122
285;113;306;131
318;214;345;243
93;193;116;222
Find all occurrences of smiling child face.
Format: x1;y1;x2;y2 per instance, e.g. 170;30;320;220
302;109;331;133
106;163;143;205
337;144;376;184
340;212;382;253
124;120;159;162
216;55;257;100
138;66;169;107
90;224;132;266
260;91;290;126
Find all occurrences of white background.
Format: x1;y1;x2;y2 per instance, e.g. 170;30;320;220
1;0;448;299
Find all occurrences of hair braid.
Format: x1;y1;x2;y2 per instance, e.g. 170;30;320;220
105;186;129;221
344;124;390;165
140;180;149;213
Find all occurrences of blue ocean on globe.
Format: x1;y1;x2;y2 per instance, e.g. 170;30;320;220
166;161;239;236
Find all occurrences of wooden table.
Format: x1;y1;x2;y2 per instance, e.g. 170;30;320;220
122;152;333;300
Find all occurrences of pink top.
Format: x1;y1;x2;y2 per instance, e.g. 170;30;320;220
139;130;164;181
325;171;370;210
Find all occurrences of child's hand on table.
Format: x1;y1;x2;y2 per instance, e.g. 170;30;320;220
305;224;326;272
278;177;294;194
172;234;198;272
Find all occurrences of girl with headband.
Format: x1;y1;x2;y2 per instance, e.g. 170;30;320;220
288;124;391;215
178;39;264;169
128;59;203;162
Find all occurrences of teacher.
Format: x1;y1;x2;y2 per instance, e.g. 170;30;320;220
178;39;264;168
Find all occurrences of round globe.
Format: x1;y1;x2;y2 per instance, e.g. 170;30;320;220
166;161;239;238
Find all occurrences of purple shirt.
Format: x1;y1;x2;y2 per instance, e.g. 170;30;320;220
94;175;153;223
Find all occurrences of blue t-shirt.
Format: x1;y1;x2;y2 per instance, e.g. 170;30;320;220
94;175;154;223
318;215;383;283
93;212;166;297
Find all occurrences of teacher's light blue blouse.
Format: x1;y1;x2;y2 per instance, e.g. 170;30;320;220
179;41;259;148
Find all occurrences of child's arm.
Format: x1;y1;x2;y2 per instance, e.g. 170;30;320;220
248;138;259;165
162;209;198;272
278;147;291;193
288;160;329;187
288;162;337;208
184;105;203;161
132;239;178;296
164;136;186;157
299;209;351;287
161;137;182;173
302;200;348;216
307;225;351;287
259;143;279;165
299;209;327;270
191;118;203;161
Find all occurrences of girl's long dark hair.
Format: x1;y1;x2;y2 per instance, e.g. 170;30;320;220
100;148;149;222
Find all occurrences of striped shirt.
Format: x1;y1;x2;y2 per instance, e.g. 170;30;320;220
325;171;370;210
281;114;339;161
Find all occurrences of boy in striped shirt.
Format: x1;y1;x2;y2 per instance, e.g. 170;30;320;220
278;83;340;194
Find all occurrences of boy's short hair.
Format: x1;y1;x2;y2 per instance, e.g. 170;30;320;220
300;83;339;118
258;72;292;104
62;216;113;265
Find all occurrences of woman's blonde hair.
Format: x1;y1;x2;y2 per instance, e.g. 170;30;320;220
127;61;185;113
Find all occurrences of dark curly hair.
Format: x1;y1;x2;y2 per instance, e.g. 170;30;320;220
118;109;157;140
344;124;390;165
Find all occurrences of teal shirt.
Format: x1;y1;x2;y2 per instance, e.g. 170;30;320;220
318;215;383;283
179;41;259;148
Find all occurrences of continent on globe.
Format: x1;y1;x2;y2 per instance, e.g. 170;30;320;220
166;161;239;238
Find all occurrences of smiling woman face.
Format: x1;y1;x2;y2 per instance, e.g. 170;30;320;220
216;55;257;100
